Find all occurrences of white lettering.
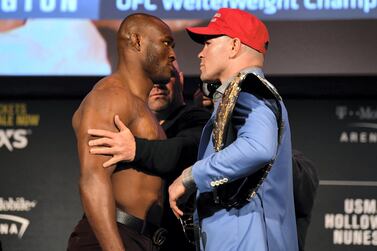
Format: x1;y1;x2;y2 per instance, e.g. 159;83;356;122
0;197;37;212
116;0;157;10
333;230;377;245
61;0;77;12
340;132;349;142
24;0;33;12
40;0;56;12
183;0;196;10
373;230;377;245
304;0;317;9
352;215;360;229
353;230;363;245
360;215;370;229
246;0;258;10
370;132;377;143
325;214;335;228
0;129;29;151
12;129;28;149
0;224;9;234
340;132;377;143
9;223;18;235
370;215;377;229
116;0;132;10
334;229;343;244
355;199;364;214
363;230;372;245
344;199;377;214
335;214;344;228
0;129;14;151
1;0;16;12
304;0;377;13
364;0;377;13
162;0;183;10
344;230;353;245
365;200;377;214
210;0;222;9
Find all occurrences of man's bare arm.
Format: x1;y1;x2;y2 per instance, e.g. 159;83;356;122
74;93;131;251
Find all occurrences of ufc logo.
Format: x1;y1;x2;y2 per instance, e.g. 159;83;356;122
0;129;29;151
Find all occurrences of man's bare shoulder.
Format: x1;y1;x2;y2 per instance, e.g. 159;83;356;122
73;76;137;133
91;76;134;102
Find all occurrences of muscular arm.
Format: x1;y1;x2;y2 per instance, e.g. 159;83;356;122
74;91;131;251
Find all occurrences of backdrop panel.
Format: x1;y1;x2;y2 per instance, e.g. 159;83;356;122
0;99;82;251
286;99;377;251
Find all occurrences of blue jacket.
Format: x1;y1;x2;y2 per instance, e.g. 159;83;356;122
192;74;298;251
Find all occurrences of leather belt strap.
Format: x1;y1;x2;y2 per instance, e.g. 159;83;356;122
116;208;167;246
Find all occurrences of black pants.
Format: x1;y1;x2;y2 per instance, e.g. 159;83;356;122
67;217;159;251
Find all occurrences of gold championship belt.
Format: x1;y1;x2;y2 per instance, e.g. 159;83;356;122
211;72;283;210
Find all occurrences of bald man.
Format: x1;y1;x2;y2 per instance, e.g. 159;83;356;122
67;14;176;251
86;61;210;250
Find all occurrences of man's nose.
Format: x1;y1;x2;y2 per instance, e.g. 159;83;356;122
198;51;204;59
169;48;177;62
153;83;167;89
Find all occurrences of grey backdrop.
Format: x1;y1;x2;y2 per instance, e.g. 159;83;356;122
1;95;376;250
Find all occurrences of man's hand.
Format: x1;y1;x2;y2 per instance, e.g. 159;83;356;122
88;115;136;167
168;174;186;218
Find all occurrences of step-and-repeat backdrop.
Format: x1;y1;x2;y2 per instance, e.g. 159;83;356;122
1;1;377;250
287;99;377;251
1;95;376;250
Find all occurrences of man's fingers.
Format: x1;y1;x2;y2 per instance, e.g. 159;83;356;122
114;115;128;131
88;129;114;138
88;137;113;147
169;199;184;218
103;157;120;168
89;147;114;155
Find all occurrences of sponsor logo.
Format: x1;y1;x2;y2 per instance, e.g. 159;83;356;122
0;197;37;212
336;106;377;144
0;129;31;151
0;197;37;239
0;214;30;238
0;103;39;151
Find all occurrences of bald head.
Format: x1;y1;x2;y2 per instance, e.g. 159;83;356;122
117;13;170;50
115;13;176;87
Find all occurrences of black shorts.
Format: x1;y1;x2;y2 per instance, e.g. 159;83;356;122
67;217;160;251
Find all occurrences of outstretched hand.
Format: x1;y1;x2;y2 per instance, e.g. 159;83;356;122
88;115;136;167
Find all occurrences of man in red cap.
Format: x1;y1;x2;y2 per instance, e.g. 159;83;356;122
169;8;298;251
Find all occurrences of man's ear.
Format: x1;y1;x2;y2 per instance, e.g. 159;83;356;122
229;38;242;58
178;71;184;88
128;33;142;51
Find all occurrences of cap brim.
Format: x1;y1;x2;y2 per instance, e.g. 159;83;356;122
186;27;224;44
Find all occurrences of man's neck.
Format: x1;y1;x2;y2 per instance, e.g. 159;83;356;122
114;66;153;102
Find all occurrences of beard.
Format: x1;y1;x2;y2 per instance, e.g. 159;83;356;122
145;45;172;85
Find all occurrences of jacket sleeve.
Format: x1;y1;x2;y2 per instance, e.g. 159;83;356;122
192;92;279;193
132;108;210;177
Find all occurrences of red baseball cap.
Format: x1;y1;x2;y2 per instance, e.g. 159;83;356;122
186;8;269;54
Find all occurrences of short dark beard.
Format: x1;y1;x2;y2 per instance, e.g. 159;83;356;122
145;44;171;85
